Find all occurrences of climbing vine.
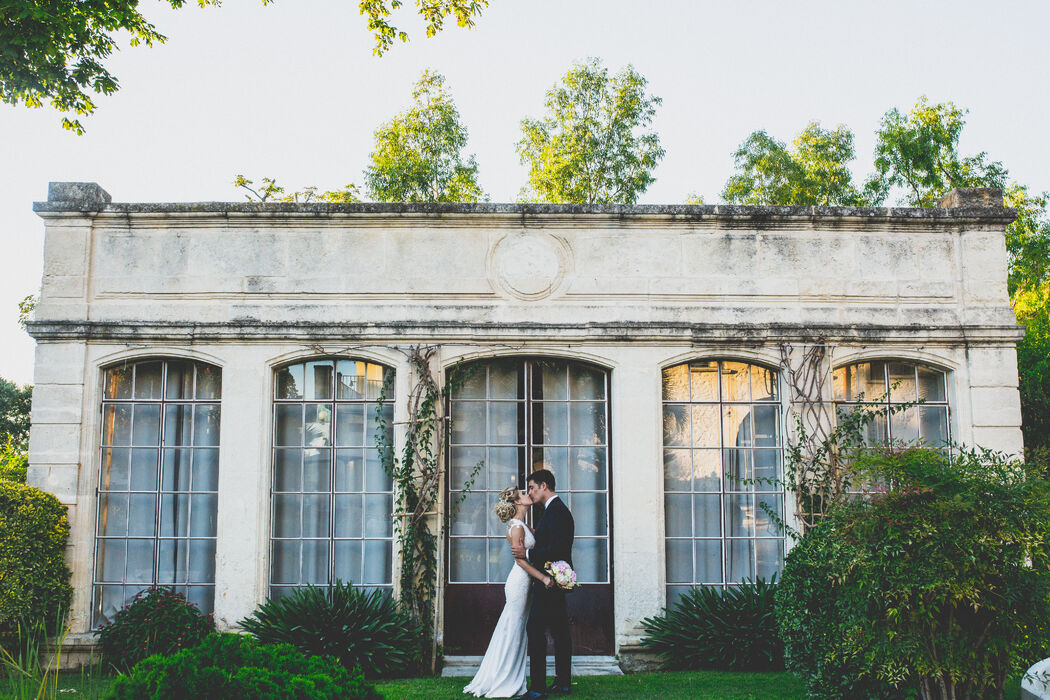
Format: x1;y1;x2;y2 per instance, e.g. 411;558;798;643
373;344;481;673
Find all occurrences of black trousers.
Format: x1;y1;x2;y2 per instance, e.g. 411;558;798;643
526;586;572;691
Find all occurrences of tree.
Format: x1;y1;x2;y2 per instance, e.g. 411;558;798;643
867;96;1007;207
721;122;869;206
517;58;664;205
361;0;488;56
0;378;31;483
364;70;483;203
2;0;486;133
234;176;361;203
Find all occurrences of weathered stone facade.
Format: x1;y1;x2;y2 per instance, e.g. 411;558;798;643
26;182;1023;666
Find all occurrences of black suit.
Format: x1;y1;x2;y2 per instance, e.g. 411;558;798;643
526;495;574;691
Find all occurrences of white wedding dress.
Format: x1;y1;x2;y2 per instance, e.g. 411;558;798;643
463;518;534;698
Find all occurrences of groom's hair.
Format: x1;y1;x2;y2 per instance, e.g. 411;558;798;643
528;468;556;492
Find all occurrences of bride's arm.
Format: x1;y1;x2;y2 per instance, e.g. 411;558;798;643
508;526;552;587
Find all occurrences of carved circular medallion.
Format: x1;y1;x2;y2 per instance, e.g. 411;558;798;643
489;231;571;301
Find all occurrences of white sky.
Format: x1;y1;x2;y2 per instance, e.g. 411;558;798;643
2;0;1048;386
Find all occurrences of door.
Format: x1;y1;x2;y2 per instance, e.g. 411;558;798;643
444;358;613;655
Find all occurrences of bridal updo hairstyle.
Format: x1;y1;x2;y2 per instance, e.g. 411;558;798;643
494;486;521;523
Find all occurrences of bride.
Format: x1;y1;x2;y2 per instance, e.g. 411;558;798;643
464;486;553;698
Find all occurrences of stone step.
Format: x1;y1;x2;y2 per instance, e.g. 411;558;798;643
441;655;623;678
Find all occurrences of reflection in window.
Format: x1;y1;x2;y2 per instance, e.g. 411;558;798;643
93;359;221;627
270;359;394;598
448;359;610;585
832;361;949;445
662;360;785;604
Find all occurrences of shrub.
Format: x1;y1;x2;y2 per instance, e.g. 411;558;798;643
106;632;381;700
0;480;72;653
640;577;783;671
95;587;214;672
239;582;422;678
777;446;1050;700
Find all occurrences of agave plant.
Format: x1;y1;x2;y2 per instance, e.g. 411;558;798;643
239;581;422;678
640;576;784;671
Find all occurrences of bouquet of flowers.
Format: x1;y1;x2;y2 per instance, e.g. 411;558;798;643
544;561;580;591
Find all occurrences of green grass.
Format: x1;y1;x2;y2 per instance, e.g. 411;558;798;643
376;670;807;699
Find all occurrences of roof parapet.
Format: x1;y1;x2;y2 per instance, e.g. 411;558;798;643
937;187;1004;209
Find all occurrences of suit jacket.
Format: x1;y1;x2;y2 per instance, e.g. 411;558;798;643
529;496;574;580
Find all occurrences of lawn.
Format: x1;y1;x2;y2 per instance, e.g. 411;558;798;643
376;671;807;699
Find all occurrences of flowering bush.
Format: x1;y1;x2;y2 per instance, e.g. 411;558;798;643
95;588;214;672
106;632;381;700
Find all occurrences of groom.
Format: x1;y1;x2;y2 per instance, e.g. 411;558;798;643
512;468;574;699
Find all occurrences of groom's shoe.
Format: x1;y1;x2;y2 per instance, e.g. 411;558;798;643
545;682;571;695
514;692;546;700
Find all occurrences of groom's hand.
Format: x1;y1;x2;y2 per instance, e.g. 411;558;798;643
510;544;526;559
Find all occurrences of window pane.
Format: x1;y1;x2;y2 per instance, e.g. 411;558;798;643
662;365;689;402
333;540;362;585
723;449;752;491
753;449;780;489
160;494;190;538
491;402;524;445
192;448;219;492
105;366;133;400
450;539;486;582
103;405;133;446
163;405;192;447
666;539;693;583
664;449;691;491
727;539;754;583
195;364;222;400
488;361;523;399
753;405;779;447
450;447;485;490
721;362;750;402
365;449;390;491
665;494;692;538
756;494;782;537
335;404;365;447
693;449;721;491
334;494;363;538
276;364;305;400
275;405;303;446
862;362;887;398
271;540;300;584
571;493;607;537
304;404;332;446
725;495;754;538
451;401;486;444
335;360;365;400
917;366;946;402
535;362;568;401
193;405;221;447
96;540;126;582
533;402;568;445
301;540;329;584
832;366;847;401
364;495;392;537
129;449;158;491
532;447;568;476
693;494;721;538
756;538;783;581
304;361;334;401
190;494;217;537
453;366;486;399
689;361;720;402
188;540;216;582
158;539;188;583
273;495;301;538
690;405;720;446
569;447;606;491
133;362;163;400
919;406;949;444
570;402;605;445
162;448;192;491
489;536;515;582
125;540;155;582
132;405;161;446
100;448;131;491
451;491;487;536
569;364;605;401
487;447;521;491
723;406;752;447
573;538;607;583
303;449;331;492
363;540;391;585
100;494;129;536
127;494;156;537
696;540;722;584
890;406;919;443
334;449;364;492
751;365;778;402
302;495;330;538
663;405;689;447
888;363;917;403
165;362;194;400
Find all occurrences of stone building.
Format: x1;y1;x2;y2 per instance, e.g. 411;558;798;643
26;182;1023;668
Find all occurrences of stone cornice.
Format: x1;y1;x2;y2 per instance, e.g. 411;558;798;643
32;201;1018;231
25;319;1026;345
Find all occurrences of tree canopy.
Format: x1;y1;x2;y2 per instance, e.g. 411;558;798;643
2;0;487;132
364;70;483;203
517;58;664;205
721;123;869;206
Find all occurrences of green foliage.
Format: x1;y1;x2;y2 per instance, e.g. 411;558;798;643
1015;284;1050;452
777;446;1050;700
16;296;36;332
365;70;483;203
235;175;362;203
722;123;869;206
95;588;214;672
360;0;487;56
0;379;31;450
239;582;421;679
0;0;277;133
0;610;70;700
517;58;664;204
0;437;27;484
867;96;1007;207
640;578;784;671
105;632;381;700
0;481;72;653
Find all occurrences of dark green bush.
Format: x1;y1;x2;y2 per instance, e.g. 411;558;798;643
640;577;783;671
95;587;214;671
777;446;1050;700
0;480;72;652
239;581;422;678
106;632;381;700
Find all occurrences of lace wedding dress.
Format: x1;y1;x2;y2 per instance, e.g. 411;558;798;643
463;518;534;698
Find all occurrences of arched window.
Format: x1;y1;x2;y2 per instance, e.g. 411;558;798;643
93;359;221;626
270;359;394;598
832;361;950;444
662;360;785;604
